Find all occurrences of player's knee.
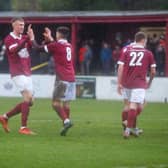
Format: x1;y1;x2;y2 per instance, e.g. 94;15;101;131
52;101;61;109
23;95;34;106
64;106;70;111
137;106;143;115
24;99;33;107
63;103;70;110
29;101;34;106
123;105;129;112
22;91;33;103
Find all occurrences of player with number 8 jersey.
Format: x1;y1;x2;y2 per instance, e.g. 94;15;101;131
27;26;75;136
44;39;75;82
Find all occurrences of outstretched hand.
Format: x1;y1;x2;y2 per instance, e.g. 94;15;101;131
43;27;54;42
27;24;35;41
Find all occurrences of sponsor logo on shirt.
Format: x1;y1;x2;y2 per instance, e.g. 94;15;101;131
18;48;29;58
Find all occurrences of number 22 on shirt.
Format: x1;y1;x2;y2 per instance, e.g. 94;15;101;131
129;51;144;66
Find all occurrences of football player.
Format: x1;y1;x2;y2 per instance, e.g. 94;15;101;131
0;18;35;135
27;26;75;136
117;32;156;138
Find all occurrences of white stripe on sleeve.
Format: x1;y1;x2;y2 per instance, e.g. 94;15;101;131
151;64;156;68
117;61;124;65
9;43;18;50
44;45;49;53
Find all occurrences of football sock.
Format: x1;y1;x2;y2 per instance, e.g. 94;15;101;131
133;107;143;128
133;117;137;128
21;102;30;127
122;110;128;122
6;102;22;118
63;106;70;118
54;106;68;121
137;106;142;116
127;109;137;128
3;114;8;119
64;118;70;124
20;126;26;129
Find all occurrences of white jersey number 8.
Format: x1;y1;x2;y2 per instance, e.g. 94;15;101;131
66;47;72;61
129;51;144;66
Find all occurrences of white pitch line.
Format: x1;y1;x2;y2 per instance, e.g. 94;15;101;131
30;119;54;122
29;118;168;123
115;165;168;168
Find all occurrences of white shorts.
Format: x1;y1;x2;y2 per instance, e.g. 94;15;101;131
122;88;145;104
12;75;34;94
53;80;76;101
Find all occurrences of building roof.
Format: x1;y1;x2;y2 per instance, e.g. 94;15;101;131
1;11;168;17
1;11;168;23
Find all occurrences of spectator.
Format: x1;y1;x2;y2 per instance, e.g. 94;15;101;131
83;43;93;75
115;32;122;46
78;42;87;75
88;38;100;75
148;34;159;56
123;38;132;47
155;44;165;76
100;42;112;75
112;45;121;75
159;34;166;49
0;40;6;61
0;40;8;72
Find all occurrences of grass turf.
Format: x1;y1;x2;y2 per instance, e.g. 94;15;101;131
0;97;168;168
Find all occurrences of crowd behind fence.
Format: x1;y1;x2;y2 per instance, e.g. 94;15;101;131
0;33;166;76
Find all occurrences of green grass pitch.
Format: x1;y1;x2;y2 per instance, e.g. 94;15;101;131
0;97;168;168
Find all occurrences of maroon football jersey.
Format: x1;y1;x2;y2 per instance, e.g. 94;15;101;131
4;32;31;77
44;39;75;82
118;44;156;89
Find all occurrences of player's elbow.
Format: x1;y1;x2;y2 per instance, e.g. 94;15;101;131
9;48;17;54
117;64;124;75
150;68;156;77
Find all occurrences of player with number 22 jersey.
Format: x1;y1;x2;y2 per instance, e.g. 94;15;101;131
118;43;156;89
117;32;156;139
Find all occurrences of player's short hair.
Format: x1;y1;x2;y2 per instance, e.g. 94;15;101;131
11;17;24;24
56;26;70;39
135;32;146;42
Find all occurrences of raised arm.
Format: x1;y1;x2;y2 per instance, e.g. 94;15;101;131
27;24;45;52
27;25;55;52
43;27;54;43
